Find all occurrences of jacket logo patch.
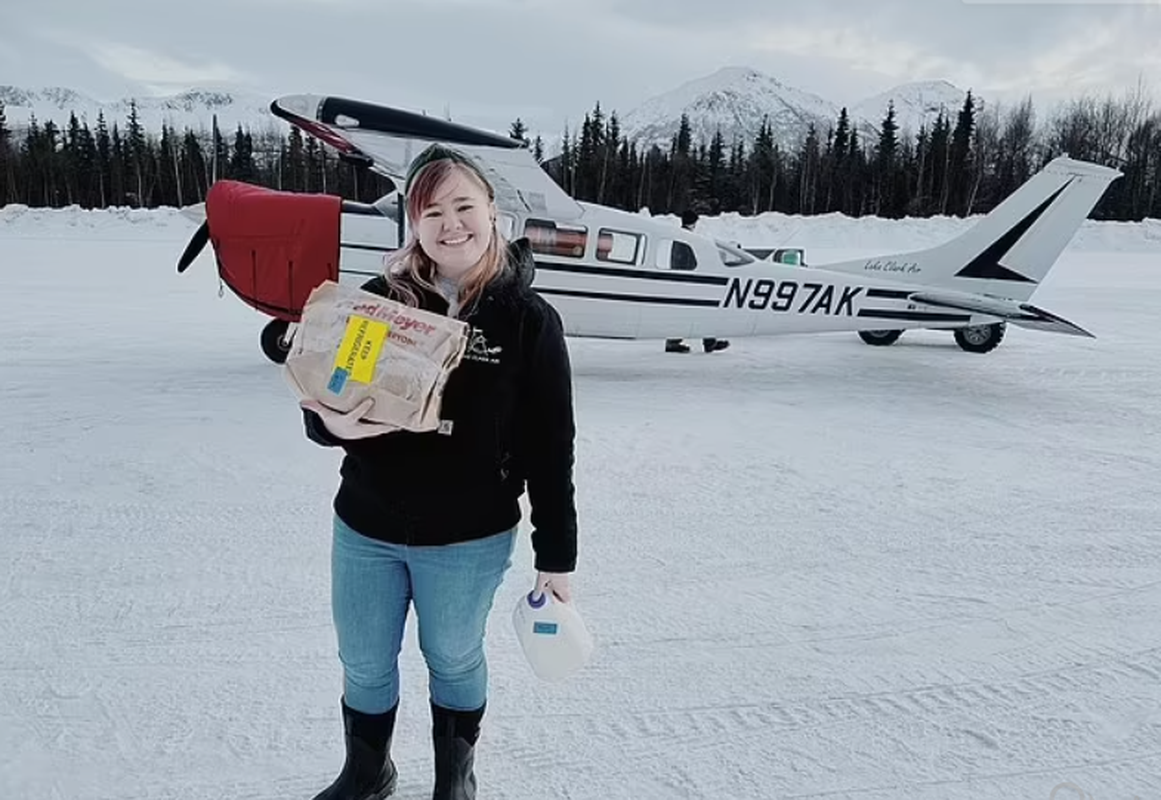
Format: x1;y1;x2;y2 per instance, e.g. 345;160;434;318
465;327;502;364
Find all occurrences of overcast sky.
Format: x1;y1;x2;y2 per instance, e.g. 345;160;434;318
2;0;1160;136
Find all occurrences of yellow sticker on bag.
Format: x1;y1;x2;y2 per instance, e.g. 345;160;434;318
328;315;390;393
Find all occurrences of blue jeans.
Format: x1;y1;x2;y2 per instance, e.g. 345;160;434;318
331;514;516;714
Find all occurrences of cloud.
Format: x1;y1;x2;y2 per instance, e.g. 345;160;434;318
2;0;1157;138
81;42;254;93
744;24;968;85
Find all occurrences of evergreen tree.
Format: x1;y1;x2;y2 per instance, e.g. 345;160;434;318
724;136;745;212
25;117;63;206
158;124;178;206
110;124;126;206
948;90;976;214
823;108;851;212
928;110;951;215
575;102;606;202
600;111;621;206
0;100;11;206
95;112;111;207
559;125;574;195
749;117;776;213
181;130;206;203
22;115;44;205
78;120;98;208
910;123;930;215
845;125;863;213
63;112;84;205
616;136;634;210
211;114;229;184
874;101;901;216
797;123;821;214
126;99;148;206
705;128;725;209
286;126;305;192
303;135;319;192
229;125;256;182
668;113;693;211
509;117;529;145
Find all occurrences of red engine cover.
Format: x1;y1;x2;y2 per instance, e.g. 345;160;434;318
204;180;341;321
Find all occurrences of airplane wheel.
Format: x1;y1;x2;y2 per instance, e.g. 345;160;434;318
954;322;1006;353
260;319;292;364
858;329;904;346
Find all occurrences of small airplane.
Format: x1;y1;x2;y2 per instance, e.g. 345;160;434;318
176;93;1122;363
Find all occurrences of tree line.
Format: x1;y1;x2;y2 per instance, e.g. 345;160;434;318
1;89;1159;222
543;85;1161;222
0;99;393;211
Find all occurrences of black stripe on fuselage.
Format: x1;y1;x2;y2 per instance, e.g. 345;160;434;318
534;259;730;286
536;287;721;307
865;288;914;299
858;309;973;323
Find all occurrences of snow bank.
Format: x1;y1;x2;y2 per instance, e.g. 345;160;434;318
3;202;1160;254
693;210;1161;254
0;204;196;240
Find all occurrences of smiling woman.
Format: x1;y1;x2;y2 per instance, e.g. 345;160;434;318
298;143;582;800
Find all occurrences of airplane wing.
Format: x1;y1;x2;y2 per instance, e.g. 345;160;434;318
271;94;584;220
908;289;1094;337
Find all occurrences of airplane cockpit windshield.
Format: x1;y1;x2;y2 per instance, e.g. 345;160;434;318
715;240;756;267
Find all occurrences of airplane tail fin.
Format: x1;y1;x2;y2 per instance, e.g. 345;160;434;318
821;156;1121;302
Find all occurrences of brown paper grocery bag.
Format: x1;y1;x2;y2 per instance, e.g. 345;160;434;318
284;280;469;431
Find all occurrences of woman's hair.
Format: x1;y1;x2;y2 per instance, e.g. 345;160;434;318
382;154;508;314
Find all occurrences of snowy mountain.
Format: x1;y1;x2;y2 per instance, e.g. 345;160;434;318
1;72;979;153
0;85;284;136
619;66;841;153
616;68;980;155
851;80;972;137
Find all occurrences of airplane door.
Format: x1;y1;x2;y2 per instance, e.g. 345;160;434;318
523;219;641;339
638;238;701;339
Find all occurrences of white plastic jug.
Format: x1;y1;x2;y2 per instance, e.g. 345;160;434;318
512;589;595;681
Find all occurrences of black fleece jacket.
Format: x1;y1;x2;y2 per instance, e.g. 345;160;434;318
302;238;578;572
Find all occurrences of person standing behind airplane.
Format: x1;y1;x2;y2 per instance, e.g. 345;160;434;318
299;143;580;800
665;208;730;354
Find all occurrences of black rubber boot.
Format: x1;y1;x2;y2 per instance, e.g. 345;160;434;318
311;699;399;800
666;338;691;353
431;702;485;800
704;337;730;352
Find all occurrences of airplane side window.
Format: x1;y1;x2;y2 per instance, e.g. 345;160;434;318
670;241;697;271
524;218;588;258
596;229;642;265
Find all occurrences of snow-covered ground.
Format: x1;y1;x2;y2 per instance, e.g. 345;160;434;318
1;206;1159;800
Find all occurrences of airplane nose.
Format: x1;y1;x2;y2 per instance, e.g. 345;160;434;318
180;180;342;322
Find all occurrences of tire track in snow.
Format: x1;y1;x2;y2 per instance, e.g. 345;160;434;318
493;646;1161;781
777;749;1161;798
606;574;1161;657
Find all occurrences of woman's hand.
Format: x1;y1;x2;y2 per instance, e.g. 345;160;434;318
536;571;572;603
301;398;400;440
